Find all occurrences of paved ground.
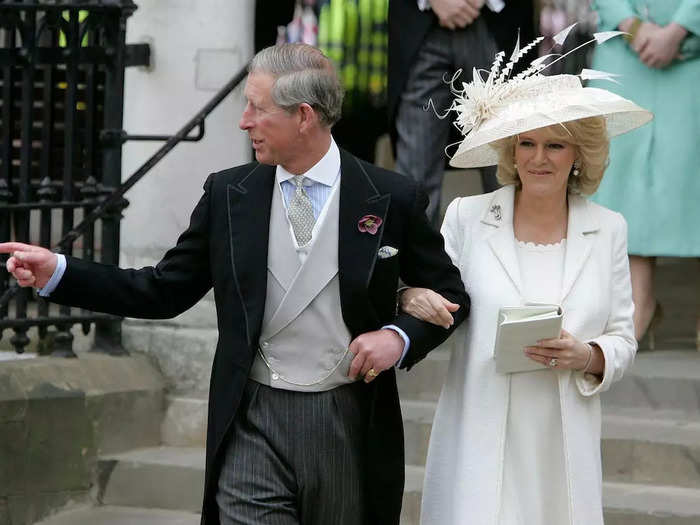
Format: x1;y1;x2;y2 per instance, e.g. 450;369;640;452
35;506;200;525
654;257;699;350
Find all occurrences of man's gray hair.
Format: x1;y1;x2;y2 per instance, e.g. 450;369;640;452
249;43;344;128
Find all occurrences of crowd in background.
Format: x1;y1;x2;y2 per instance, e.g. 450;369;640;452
253;0;699;348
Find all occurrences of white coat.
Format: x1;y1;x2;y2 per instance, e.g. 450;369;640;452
420;185;637;525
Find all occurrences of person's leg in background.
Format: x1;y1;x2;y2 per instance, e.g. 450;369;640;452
395;26;465;226
394;19;498;226
630;255;661;348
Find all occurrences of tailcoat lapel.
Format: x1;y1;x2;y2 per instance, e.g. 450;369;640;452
483;186;523;298
561;195;599;302
338;151;391;331
227;163;276;346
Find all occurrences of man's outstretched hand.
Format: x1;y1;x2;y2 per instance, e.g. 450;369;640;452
0;242;57;289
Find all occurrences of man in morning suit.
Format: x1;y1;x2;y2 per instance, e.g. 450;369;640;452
0;44;468;525
389;0;535;225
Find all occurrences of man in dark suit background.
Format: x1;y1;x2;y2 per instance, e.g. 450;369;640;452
1;44;468;525
389;0;535;225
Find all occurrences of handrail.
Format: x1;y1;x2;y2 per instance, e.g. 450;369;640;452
0;62;249;309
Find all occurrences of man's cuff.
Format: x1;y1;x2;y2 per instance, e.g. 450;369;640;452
38;254;66;297
417;0;431;11
382;324;411;367
485;0;505;13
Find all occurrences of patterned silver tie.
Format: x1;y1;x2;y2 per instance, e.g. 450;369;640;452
287;175;315;246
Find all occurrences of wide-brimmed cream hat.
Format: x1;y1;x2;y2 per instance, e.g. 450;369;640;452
447;27;653;168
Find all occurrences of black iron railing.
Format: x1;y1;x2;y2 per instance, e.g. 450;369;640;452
0;1;248;356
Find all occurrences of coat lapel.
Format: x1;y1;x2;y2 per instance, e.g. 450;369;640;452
338;151;391;330
484;186;523;298
227;163;276;346
561;195;599;302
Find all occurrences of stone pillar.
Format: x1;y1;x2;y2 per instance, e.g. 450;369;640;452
118;0;255;393
120;0;254;268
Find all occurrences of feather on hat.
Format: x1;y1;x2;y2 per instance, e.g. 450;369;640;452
447;24;653;168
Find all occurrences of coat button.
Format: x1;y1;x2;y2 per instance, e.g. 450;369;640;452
261;341;269;348
271;373;279;380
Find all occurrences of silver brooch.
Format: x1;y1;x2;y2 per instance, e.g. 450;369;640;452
490;204;502;221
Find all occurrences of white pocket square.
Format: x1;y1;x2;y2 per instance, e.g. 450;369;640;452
377;246;399;259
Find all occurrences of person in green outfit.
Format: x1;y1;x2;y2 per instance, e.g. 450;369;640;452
590;0;700;349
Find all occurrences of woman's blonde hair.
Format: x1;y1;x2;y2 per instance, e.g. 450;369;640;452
492;116;610;195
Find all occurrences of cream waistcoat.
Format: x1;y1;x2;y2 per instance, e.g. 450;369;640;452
248;180;355;391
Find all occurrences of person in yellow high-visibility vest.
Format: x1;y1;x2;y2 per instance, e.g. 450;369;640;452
254;0;389;163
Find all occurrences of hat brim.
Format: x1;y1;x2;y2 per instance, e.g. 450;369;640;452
449;87;653;168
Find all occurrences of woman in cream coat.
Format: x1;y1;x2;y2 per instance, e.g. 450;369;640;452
401;67;650;522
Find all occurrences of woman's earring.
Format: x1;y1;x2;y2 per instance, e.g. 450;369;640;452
513;163;518;169
572;160;581;177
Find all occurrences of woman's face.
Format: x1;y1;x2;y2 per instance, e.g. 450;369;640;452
514;126;577;199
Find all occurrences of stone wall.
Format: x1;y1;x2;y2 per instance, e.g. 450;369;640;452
0;355;164;525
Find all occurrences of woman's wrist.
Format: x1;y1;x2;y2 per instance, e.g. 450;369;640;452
579;343;594;372
620;17;642;40
666;22;688;45
581;343;605;377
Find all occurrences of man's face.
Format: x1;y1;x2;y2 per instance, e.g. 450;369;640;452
239;72;300;166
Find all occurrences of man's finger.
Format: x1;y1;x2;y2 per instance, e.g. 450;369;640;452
439;19;456;30
12;267;35;280
459;3;480;19
5;257;18;272
0;242;39;254
16;276;36;287
360;359;377;379
13;251;51;264
451;14;470;28
348;352;365;379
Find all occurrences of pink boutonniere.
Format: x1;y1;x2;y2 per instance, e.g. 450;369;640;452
358;214;382;235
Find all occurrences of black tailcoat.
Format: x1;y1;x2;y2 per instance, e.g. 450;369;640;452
50;150;469;524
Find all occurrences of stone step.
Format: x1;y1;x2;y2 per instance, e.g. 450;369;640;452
121;322;216;393
98;447;205;512
602;350;700;415
604;482;700;525
396;348;449;402
161;394;208;447
400;466;700;525
397;350;700;414
603;414;700;489
34;505;200;525
401;399;700;488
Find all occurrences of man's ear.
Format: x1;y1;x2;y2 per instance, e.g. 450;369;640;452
298;103;318;132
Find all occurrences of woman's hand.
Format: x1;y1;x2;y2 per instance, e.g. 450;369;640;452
524;329;601;372
630;21;660;55
634;23;686;69
399;287;460;329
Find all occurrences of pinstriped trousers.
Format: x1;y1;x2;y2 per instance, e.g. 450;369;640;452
216;380;369;525
395;18;499;226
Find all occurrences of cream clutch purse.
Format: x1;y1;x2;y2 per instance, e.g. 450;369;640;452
493;304;563;374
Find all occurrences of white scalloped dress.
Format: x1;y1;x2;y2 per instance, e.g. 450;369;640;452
498;238;570;525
